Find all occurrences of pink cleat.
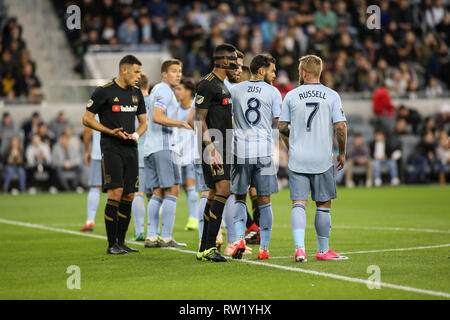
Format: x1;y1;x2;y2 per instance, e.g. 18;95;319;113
294;248;307;262
316;249;348;261
257;249;269;260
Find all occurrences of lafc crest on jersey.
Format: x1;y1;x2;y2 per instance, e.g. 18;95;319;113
196;95;204;104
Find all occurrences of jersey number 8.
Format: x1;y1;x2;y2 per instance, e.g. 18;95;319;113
245;97;261;125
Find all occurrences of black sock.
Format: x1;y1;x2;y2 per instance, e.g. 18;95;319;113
199;199;211;252
105;199;119;247
246;208;254;228
205;194;228;249
251;196;260;226
117;199;132;245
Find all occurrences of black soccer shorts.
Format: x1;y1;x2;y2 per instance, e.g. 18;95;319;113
101;145;139;194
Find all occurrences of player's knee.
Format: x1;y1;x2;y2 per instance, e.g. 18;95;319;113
316;200;332;208
122;192;135;202
108;188;123;201
257;196;271;206
235;194;247;202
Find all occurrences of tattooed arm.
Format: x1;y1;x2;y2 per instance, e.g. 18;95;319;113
334;121;347;170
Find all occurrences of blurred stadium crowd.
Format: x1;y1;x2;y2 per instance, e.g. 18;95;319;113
53;0;450;97
1;0;450;194
0;6;43;103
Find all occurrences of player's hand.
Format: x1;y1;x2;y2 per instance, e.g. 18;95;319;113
336;154;345;171
84;150;91;166
181;121;192;130
208;145;223;170
110;128;128;140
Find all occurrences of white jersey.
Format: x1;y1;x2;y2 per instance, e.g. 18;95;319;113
91;114;101;160
136;94;150;167
280;83;346;174
177;100;195;166
144;82;179;156
230;80;282;158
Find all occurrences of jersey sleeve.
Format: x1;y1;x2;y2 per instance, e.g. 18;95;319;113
271;87;282;118
279;93;291;122
153;85;173;112
331;92;346;123
86;86;106;114
195;81;212;110
136;89;147;115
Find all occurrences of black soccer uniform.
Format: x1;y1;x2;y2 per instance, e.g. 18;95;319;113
195;73;233;189
86;79;146;193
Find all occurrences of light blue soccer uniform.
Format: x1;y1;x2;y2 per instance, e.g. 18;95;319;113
230;80;282;196
135;94;150;193
279;83;346;201
88;114;102;187
143;82;181;192
177;101;195;185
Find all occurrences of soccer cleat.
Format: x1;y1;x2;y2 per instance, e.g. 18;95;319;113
316;249;349;261
106;243;128;255
224;242;253;256
80;222;94;232
245;223;260;244
232;240;246;259
294;248;307;262
144;237;160;248
257;249;269;260
184;217;199;231
118;243;140;253
128;233;145;241
160;238;187;248
196;251;205;261
203;247;227;262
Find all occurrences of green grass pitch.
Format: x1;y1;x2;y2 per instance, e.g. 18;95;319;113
0;186;449;300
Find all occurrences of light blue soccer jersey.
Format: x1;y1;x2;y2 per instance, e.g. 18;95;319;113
91;114;101;160
280;83;346;174
177;100;195;166
230;80;282;158
144;82;179;156
135;94;150;167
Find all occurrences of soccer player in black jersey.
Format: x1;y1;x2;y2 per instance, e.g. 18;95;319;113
82;55;148;255
195;43;238;262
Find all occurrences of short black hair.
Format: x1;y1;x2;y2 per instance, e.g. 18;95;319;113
119;55;142;67
214;43;236;56
250;54;276;75
180;78;196;97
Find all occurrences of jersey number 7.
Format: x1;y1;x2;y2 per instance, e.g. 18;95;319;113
306;102;319;132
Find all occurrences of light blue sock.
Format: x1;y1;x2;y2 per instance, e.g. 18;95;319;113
315;207;331;253
197;196;207;240
224;194;236;243
131;194;145;235
291;203;306;249
186;187;198;219
161;195;177;238
234;200;247;241
259;203;273;251
146;195;163;238
86;187;100;223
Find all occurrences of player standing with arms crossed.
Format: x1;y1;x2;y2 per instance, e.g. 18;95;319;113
230;54;282;260
82;55;147;254
278;55;349;262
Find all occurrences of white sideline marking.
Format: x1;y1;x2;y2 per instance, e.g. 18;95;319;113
268;243;450;259
0;218;449;299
